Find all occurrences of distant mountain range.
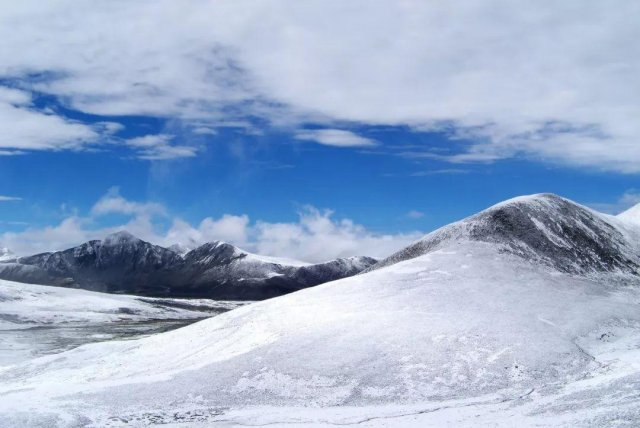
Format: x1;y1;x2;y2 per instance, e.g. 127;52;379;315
0;232;376;300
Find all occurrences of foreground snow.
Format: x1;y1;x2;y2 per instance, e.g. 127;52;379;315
1;195;640;427
0;280;247;366
2;245;640;426
0;279;244;328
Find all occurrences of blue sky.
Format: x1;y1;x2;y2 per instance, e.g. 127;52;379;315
0;1;638;260
1;121;638;233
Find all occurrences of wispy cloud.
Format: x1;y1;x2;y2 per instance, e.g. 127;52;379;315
0;196;22;202
405;210;424;219
588;190;640;215
91;187;166;217
295;129;376;148
410;169;470;177
125;134;197;160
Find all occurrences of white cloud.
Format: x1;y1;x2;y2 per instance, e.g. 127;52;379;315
252;206;419;262
295;129;376;147
192;127;217;135
125;134;197;160
0;217;92;255
0;190;421;262
163;215;251;250
588;190;640;215
405;210;424;219
619;191;640;209
0;86;100;154
91;187;166;217
410;169;469;176
0;196;21;202
0;1;637;171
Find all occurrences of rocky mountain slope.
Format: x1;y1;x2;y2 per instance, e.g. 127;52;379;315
368;193;640;276
0;232;376;300
2;194;640;426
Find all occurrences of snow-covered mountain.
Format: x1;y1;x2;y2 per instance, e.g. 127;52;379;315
369;193;640;277
2;194;640;426
0;231;377;300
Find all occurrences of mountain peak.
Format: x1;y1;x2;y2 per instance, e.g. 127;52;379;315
102;231;141;246
372;193;639;276
195;241;238;253
484;193;565;212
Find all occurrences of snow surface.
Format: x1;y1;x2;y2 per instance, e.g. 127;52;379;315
0;280;249;367
0;279;244;328
1;194;640;426
618;202;640;226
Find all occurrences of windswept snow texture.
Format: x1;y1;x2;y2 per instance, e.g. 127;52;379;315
0;233;377;300
1;194;640;426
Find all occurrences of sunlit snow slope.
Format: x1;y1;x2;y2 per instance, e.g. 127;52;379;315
618;202;640;227
1;194;640;427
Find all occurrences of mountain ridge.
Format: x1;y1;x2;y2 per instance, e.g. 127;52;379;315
0;233;377;300
367;193;640;277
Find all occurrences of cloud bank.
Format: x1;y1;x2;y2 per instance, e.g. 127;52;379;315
0;1;637;170
0;189;422;262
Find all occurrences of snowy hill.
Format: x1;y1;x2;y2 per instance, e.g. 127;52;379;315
369;193;640;276
1;194;640;426
618;202;640;226
0;232;377;300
